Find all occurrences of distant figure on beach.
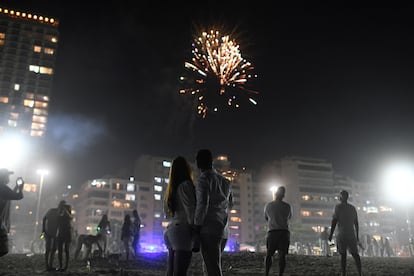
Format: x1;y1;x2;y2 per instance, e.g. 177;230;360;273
264;186;292;276
97;214;111;256
372;236;379;257
56;201;73;271
132;209;141;256
320;226;330;256
379;236;385;257
329;190;362;276
194;149;232;276
120;214;132;261
384;237;393;257
42;204;60;270
365;234;373;257
163;156;196;276
0;169;24;258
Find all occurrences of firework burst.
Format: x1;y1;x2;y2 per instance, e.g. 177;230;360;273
179;29;258;118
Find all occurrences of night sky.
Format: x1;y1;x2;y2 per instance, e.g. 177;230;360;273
3;1;414;186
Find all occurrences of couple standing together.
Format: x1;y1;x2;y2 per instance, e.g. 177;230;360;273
164;149;232;276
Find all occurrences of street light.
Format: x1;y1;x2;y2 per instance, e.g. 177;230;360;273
269;183;280;201
33;169;49;242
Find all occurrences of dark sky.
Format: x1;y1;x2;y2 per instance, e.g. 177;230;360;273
3;1;414;186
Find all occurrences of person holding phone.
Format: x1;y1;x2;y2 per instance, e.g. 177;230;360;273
0;168;24;257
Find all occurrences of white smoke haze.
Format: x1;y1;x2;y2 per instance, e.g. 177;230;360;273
47;114;108;154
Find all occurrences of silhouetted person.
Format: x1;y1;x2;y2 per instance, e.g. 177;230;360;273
132;209;141;257
163;156;196;276
365;234;373;257
0;169;24;257
194;149;231;276
42;203;61;270
384;237;393;257
121;214;132;261
97;214;111;256
264;186;292;276
329;190;362;276
320;226;330;256
372;237;379;257
379;236;385;257
57;201;73;271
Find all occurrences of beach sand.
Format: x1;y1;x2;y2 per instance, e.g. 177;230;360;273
0;252;413;275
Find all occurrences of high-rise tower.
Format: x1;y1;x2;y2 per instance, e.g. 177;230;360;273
0;6;59;170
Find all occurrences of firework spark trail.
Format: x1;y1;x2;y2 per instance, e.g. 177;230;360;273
180;29;258;118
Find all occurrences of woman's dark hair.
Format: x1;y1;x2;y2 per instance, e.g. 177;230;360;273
164;156;194;217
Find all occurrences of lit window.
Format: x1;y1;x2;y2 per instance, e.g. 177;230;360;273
301;210;311;217
24;99;35;107
31;123;45;130
33;108;47;116
0;97;8;103
14;84;20;91
164;178;169;183
154;213;161;218
51;37;58;43
301;195;310;201
162;221;169;227
154;185;162;192
29;65;39;73
315;211;324;216
229;226;239;230
163;161;171;168
123;203;130;208
154;194;161;200
154;177;162;183
8;120;17;127
129;176;134;181
33;45;41;53
126;183;135;192
230;209;237;214
116;183;121;190
32;115;47;123
30;130;44;137
39;66;53;75
125;194;136;201
112;200;122;208
230;217;242;223
44;48;54;55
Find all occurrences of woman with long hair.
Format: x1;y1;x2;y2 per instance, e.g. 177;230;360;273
164;156;196;276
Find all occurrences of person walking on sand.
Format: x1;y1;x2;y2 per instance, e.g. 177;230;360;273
42;204;60;270
264;186;292;276
163;156;196;276
194;149;232;276
0;169;24;257
329;190;362;276
121;214;133;261
320;226;330;257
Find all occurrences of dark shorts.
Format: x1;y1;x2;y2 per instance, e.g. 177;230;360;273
266;230;290;255
336;233;358;255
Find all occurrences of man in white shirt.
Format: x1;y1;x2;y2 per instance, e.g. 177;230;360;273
264;186;291;276
194;149;231;276
329;190;362;276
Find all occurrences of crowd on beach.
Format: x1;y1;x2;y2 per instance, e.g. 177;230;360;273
1;149;412;276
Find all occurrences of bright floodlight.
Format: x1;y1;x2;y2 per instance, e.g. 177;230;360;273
382;162;414;205
36;169;49;176
0;134;25;168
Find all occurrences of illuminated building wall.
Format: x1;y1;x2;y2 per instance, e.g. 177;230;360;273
75;177;145;242
133;155;172;247
0;6;59;139
214;155;255;247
